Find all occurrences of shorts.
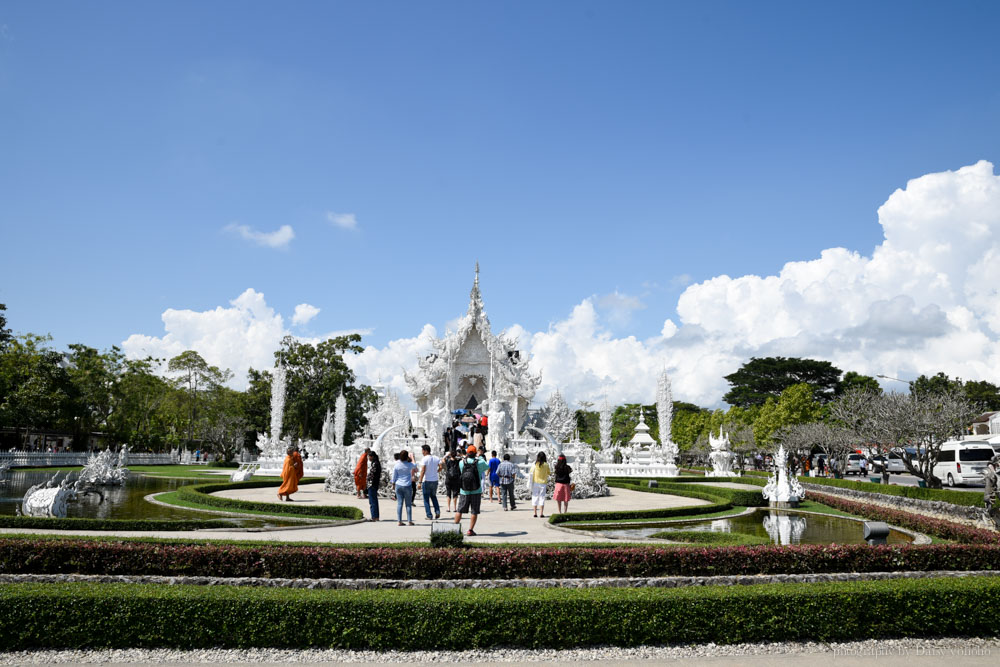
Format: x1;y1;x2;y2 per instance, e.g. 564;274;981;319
553;482;572;502
456;493;482;515
446;479;461;498
489;474;500;487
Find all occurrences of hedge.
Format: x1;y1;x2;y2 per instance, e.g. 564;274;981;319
1;577;999;648
740;469;984;507
2;537;999;579
648;530;770;546
0;516;232;531
175;479;362;520
552;484;732;525
604;478;767;510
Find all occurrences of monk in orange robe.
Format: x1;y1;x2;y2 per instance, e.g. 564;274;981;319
353;449;369;498
278;446;304;501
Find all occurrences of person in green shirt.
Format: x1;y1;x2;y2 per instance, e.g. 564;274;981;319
453;445;490;536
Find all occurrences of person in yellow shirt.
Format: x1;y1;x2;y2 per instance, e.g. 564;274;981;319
531;451;550;518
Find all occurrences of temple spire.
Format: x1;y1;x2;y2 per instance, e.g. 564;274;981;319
468;262;484;318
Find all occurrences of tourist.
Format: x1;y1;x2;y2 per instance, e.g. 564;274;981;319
419;444;443;520
454;444;489;536
496;453;523;511
443;449;462;512
553;454;573;514
353;449;369;499
472;423;485;451
277;445;304;501
487;450;501;503
859;456;868;477
366;451;382;521
983;457;998;513
392;449;418;526
531;451;550;518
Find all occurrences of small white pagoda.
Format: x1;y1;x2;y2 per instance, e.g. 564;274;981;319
628;410;657;449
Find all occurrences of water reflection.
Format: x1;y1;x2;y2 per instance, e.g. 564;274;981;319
761;512;807;545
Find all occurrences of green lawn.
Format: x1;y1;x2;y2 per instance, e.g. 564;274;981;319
154;490;337;523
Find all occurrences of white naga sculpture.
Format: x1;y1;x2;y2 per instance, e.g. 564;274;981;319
761;444;805;506
78;446;129;486
706;428;738;477
230;463;259;482
257;364;290;460
20;472;104;518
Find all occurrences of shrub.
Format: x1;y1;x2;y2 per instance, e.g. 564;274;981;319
0;517;232;531
604;478;767;509
648;530;770;546
739;470;984;507
176;480;362;520
2;537;1000;579
1;577;999;648
429;530;465;548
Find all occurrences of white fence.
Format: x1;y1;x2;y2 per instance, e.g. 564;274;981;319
0;451;176;467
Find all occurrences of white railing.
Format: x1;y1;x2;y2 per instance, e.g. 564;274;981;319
0;451;176;467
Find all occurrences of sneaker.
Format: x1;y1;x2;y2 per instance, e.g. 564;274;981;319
466;529;476;536
434;513;441;520
425;516;434;521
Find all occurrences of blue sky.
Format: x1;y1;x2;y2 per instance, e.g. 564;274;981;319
2;2;999;407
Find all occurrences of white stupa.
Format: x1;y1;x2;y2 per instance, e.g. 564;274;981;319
628;409;657;449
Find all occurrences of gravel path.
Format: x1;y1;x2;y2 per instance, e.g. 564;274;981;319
1;638;997;664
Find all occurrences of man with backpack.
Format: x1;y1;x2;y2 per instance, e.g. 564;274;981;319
443;449;462;513
453;445;489;536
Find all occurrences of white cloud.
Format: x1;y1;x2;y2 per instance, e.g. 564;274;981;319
224;223;295;249
326;212;358;230
291;303;320;326
131;161;1000;411
347;161;1000;409
596;291;645;326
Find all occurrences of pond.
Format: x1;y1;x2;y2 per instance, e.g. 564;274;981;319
587;509;915;545
0;469;297;528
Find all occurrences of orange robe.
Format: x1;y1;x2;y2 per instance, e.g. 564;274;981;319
353;452;369;491
278;452;304;496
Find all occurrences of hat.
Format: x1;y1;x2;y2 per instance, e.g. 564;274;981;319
466;445;477;455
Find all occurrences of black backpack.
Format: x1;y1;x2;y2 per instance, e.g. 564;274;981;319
460;457;480;492
446;457;461;481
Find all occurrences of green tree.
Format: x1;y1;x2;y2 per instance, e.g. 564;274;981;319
0;303;11;350
65;344;123;447
167;350;229;447
107;356;177;450
276;334;377;444
909;372;963;397
836;371;882;395
963;380;1000;411
0;334;74;445
723;356;842;407
752;383;823;446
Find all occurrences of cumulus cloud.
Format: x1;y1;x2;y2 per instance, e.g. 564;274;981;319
326;212;358;230
347;161;1000;408
291;303;320;326
224;223;295;249
131;161;1000;410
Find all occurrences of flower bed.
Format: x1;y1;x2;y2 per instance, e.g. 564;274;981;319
1;577;999;648
0;517;233;531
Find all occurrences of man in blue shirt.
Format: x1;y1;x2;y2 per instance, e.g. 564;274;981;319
453;445;489;536
487;450;502;503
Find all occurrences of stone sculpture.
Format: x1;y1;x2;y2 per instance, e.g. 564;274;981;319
761;444;805;506
706;428;738;477
78;446;129;486
656;370;679;476
20;472;104;518
230;463;259;482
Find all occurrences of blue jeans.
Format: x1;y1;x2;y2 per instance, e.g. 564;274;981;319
368;487;379;520
422;481;440;518
396;484;413;522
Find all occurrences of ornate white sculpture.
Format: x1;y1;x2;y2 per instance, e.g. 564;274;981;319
257;364;290;459
78;446;129;486
421;397;449;449
404;265;540;443
598;397;612;451
20;472;103;518
541;390;574;444
334;390;347;448
628;409;657;450
656;370;679;476
487;400;512;451
762;512;807;545
706;427;738;477
230;463;259;482
761;445;805;505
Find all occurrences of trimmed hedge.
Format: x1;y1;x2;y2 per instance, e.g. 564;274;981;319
552;484;732;525
604;477;768;509
2;537;999;579
0;516;232;531
175;479;363;520
1;577;999;648
740;469;984;507
648;530;770;546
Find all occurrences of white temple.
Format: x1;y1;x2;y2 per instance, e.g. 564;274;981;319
405;264;541;443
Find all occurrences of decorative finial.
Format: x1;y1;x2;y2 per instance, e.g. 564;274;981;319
474;261;479;287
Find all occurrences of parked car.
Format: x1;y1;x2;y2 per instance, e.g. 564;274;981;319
871;453;906;474
845;453;866;475
933;441;994;487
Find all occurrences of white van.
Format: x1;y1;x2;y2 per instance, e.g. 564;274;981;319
933;441;994;487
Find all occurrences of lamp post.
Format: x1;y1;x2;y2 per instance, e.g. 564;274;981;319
876;374;908;384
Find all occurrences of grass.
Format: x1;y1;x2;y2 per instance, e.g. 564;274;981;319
154;490;337;523
648;529;771;546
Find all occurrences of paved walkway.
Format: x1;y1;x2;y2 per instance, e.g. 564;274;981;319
0;487;708;544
